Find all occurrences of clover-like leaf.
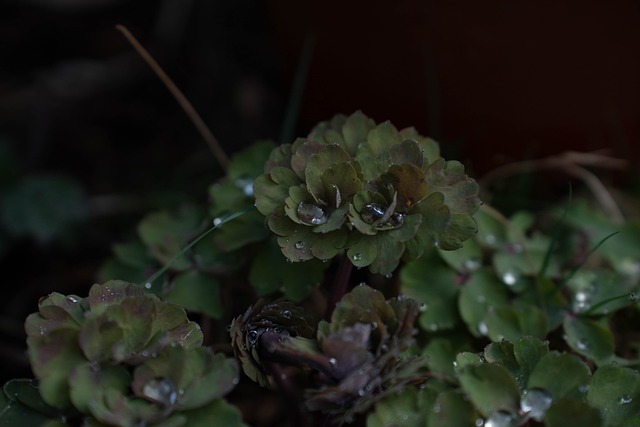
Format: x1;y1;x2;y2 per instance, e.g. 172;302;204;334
458;363;520;417
588;364;640;427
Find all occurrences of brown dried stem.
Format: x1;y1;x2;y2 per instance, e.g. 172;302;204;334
479;151;627;224
115;24;229;171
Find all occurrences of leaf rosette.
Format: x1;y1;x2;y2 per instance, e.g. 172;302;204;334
306;284;428;423
25;281;242;426
229;298;315;387
254;111;480;275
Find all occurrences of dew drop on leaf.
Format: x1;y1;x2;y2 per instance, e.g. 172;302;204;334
575;340;589;351
463;259;482;271
484;411;515;427
144;283;152;290
477;322;488;336
282;310;292;318
361;203;386;224
142;378;178;407
501;271;519;286
297;202;328;225
352;253;362;261
475;419;484;427
629;293;637;302
619;395;633;404
213;217;223;227
295;241;305;249
573;291;592;312
520;388;553;421
66;296;79;304
578;384;589;393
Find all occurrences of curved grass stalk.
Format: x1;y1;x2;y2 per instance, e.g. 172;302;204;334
145;206;255;285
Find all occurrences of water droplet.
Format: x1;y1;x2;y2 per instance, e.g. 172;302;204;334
477;322;488;336
357;388;366;396
352;253;362;261
476;419;485;427
144;282;152;289
385;272;393;279
39;326;47;336
247;329;259;346
419;302;427;312
573;291;592;312
575;339;589;351
361;203;386;224
484;411;515;427
463;259;482;272
484;234;497;245
232;377;239;385
66;296;79;303
297;202;328;225
295;241;305;249
619;395;633;404
234;177;254;197
282;310;292;318
329;357;337;367
629;293;637;302
142;378;177;406
453;361;458;367
213;217;223;227
579;384;589;393
501;271;519;286
520;388;553;421
370;321;378;330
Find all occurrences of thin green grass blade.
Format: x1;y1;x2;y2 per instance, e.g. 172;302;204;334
279;33;316;145
145;206;255;285
539;185;572;278
563;231;620;284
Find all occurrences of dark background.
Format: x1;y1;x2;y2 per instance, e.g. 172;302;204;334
1;0;638;396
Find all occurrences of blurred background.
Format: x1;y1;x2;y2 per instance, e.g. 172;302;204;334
1;0;639;385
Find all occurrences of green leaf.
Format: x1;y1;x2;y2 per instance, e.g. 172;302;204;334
249;239;326;301
484;304;548;342
26;329;86;409
164;271;223;318
253;167;300;215
341;111;376;156
423;336;471;377
527;352;591;399
438;238;482;274
458;268;509;337
0;380;58;426
137;207;204;270
226;140;275;181
458;364;520;417
357;121;403;159
544;397;602;427
389;140;424;168
2;379;61;419
0;175;87;243
427;390;478;427
401;258;460;332
69;364;130;413
183;398;248;427
588;365;640;427
563;316;615;365
346;234;378;268
366;387;435;427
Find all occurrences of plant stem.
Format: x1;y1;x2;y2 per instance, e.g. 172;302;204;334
324;255;353;320
115;24;230;171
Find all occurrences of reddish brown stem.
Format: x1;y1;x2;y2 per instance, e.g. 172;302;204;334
324;255;354;321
